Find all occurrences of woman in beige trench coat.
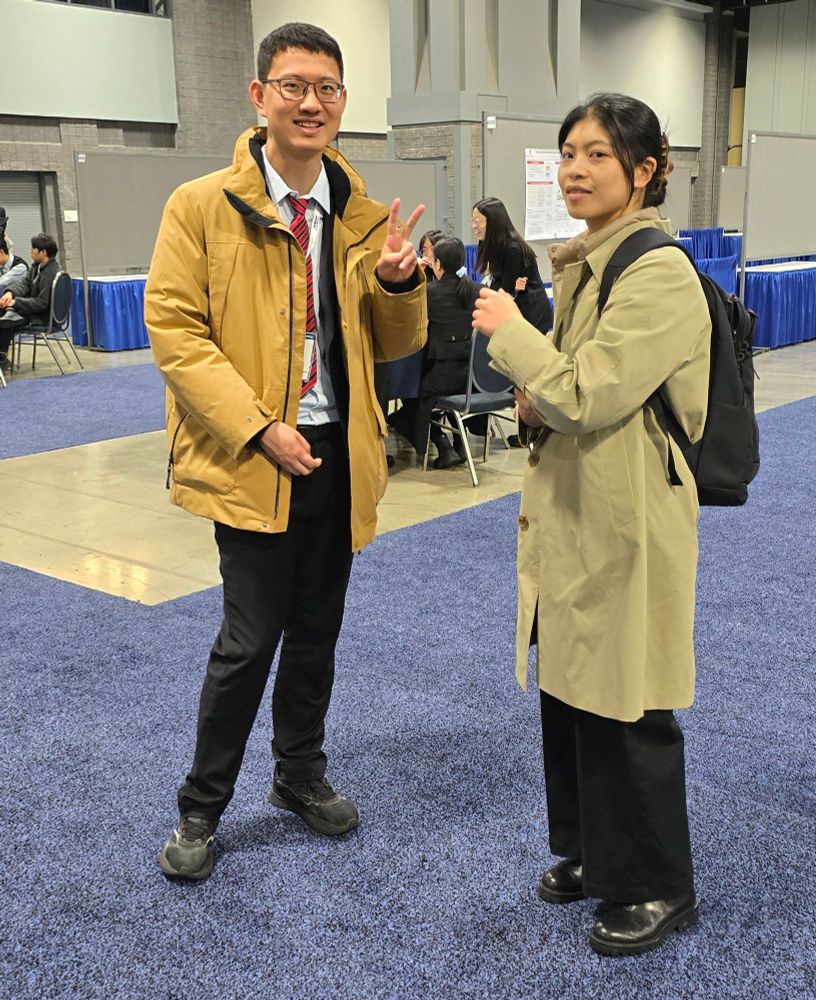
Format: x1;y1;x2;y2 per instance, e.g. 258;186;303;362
474;94;711;957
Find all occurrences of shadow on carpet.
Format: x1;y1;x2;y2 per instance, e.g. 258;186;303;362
0;397;813;999
0;363;164;459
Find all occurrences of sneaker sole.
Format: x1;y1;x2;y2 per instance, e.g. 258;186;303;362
267;789;360;837
588;901;699;957
158;847;214;882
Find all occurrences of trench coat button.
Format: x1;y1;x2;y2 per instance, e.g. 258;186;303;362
262;521;268;528
528;452;540;467
518;515;529;530
279;309;286;317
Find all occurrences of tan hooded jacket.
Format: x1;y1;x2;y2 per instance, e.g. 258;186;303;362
145;127;427;550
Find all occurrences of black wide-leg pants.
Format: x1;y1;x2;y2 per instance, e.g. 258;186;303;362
178;424;353;821
540;690;695;903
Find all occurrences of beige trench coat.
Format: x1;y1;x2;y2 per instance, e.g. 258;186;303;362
488;210;711;721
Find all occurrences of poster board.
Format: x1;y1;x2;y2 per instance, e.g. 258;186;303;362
718;166;745;231
483;114;693;278
743;132;816;261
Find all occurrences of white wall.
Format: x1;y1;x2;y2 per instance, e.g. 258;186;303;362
2;0;178;123
250;0;390;134
744;0;816;141
581;0;706;148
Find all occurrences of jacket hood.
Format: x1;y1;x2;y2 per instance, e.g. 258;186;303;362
222;126;387;241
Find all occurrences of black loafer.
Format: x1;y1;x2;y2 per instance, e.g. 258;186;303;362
589;892;699;956
159;814;217;882
268;776;359;836
537;859;584;903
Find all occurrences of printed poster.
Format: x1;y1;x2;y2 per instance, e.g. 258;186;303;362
524;149;585;241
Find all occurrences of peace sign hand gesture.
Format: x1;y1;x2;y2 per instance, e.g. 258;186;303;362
375;198;425;283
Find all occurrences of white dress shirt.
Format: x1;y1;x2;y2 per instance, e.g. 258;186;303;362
262;156;338;426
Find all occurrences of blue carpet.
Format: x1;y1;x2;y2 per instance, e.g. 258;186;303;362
0;397;814;999
0;363;164;459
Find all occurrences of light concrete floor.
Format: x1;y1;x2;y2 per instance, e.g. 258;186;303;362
1;339;814;604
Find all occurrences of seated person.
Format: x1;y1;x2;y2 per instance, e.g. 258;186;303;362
417;228;445;282
0;233;61;370
390;237;481;469
0;238;27;294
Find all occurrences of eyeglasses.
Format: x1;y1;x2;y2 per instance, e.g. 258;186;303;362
261;77;345;104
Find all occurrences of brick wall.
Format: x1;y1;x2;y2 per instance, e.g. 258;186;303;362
694;4;733;228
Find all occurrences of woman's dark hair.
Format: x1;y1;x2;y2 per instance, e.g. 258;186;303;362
419;229;444;254
473;197;536;278
433;237;480;309
558;93;670;208
257;22;344;81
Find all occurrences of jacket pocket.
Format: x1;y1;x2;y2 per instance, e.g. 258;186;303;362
205;242;239;342
594;423;637;528
171;414;237;495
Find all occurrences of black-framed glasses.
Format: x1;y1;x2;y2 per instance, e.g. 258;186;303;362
261;77;345;104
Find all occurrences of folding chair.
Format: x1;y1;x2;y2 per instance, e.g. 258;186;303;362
11;271;84;375
423;330;516;487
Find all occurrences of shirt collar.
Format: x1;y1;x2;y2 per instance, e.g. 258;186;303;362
263;156;331;215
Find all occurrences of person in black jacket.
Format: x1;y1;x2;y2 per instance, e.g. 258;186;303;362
0;233;61;371
389;237;480;468
471;197;553;335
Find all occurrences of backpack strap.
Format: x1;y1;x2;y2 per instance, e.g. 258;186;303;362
598;227;696;488
597;227;694;315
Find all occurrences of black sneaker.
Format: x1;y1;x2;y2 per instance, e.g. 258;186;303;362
159;814;216;881
268;776;360;836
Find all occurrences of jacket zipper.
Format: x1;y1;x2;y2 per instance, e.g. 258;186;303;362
274;239;295;519
166;411;189;489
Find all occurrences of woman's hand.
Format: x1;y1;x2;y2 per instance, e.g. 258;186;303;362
514;388;546;429
514;276;528;293
472;287;522;337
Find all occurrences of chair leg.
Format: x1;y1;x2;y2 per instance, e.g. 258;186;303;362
493;415;511;449
40;333;66;375
422;421;432;472
453;411;479;487
64;335;84;370
482;422;490;463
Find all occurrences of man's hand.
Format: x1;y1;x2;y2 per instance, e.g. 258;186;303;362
375;198;425;283
514;388;546;429
472;287;522;336
0;293;14;308
257;421;322;476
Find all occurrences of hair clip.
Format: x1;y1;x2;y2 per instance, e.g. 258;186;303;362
455;265;467;277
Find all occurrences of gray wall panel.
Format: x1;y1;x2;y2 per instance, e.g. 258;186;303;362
744;133;816;261
717;167;745;232
351;160;443;234
75;152;229;275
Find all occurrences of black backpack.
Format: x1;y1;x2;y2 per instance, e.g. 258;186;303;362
598;228;760;506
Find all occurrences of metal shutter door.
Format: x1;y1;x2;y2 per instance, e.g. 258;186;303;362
0;173;45;252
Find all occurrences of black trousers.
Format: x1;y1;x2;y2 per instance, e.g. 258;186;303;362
540;690;694;903
178;423;353;821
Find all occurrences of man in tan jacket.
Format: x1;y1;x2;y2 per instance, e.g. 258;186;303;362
146;22;426;881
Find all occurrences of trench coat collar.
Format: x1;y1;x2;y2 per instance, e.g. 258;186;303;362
222;127;388;244
548;207;670;299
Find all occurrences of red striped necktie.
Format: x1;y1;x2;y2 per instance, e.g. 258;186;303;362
289;195;318;397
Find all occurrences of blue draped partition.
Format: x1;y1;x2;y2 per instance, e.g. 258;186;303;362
743;263;816;349
679;226;725;259
71;281;88;347
70;276;148;351
465;243;481;282
697;254;739;295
